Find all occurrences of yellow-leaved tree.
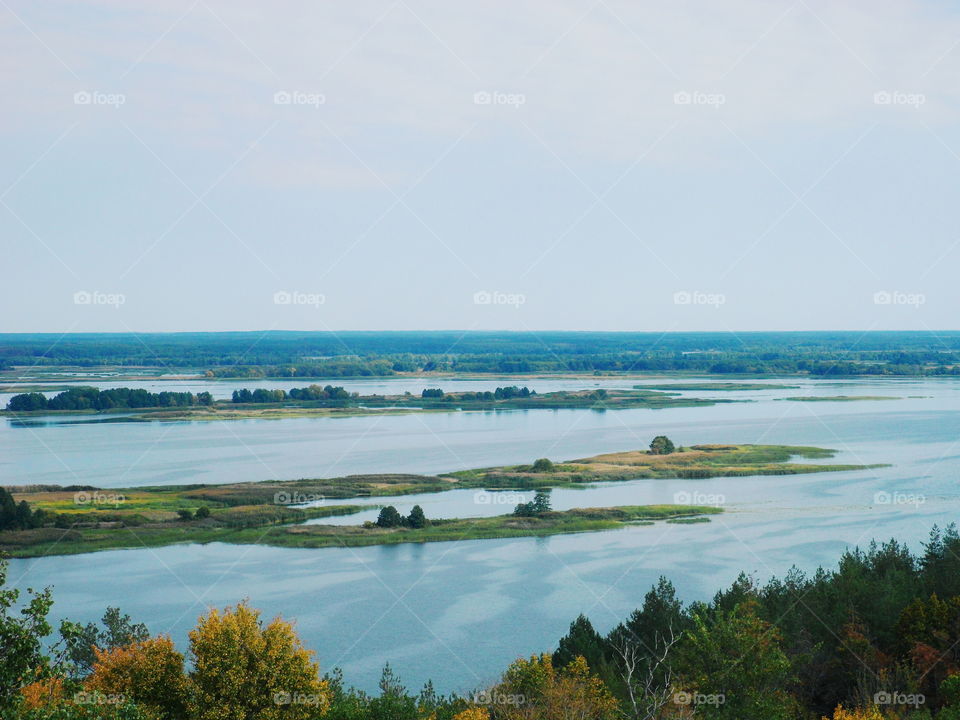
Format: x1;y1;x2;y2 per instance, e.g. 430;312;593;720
485;654;617;720
188;600;330;720
85;635;189;719
453;709;491;720
823;705;889;720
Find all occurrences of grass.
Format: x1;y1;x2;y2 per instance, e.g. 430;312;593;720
0;505;722;557
780;395;902;402
634;383;800;391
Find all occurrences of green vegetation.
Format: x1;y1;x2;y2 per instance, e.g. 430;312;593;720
0;443;879;557
635;382;801;390
6;386;213;412
4;386;732;422
5;330;960;377
648;435;675;455
781;395;903;402
9;526;960;719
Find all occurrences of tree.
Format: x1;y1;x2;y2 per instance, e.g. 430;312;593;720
676;601;796;720
553;615;608;680
376;507;404;528
85;635;189;720
648;436;675;455
407;505;427;529
176;509;193;521
531;490;551;514
61;607;149;678
531;458;554;473
189;601;329;720
194;506;211;520
487;654;618;719
0;558;53;711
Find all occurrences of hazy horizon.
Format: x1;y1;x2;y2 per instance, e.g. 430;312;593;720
4;0;960;333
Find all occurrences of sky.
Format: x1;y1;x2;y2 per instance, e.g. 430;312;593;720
2;0;960;333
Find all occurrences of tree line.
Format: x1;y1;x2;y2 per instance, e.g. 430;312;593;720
6;387;213;412
231;385;352;404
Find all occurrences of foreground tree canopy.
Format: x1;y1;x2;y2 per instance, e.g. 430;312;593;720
7;524;960;718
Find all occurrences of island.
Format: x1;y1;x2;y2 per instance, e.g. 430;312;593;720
0;443;883;557
2;385;737;424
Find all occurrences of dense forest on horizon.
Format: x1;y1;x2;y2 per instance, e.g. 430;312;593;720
2;331;960;377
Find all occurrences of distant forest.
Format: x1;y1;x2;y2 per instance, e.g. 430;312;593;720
2;331;960;377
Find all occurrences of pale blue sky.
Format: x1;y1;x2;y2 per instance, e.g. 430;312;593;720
2;0;959;332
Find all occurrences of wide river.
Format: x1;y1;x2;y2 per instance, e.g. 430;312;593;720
6;376;960;694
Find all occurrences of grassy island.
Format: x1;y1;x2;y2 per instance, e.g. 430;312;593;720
0;443;881;557
2;385;737;423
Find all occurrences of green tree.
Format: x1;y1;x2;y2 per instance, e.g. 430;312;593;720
0;558;54;710
376;507;404;528
194;506;211;520
532;458;555;473
553;615;609;681
676;601;796;720
407;505;427;529
61;607;150;678
648;436;675;455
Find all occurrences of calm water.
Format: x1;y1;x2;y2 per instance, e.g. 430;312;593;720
7;377;960;693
